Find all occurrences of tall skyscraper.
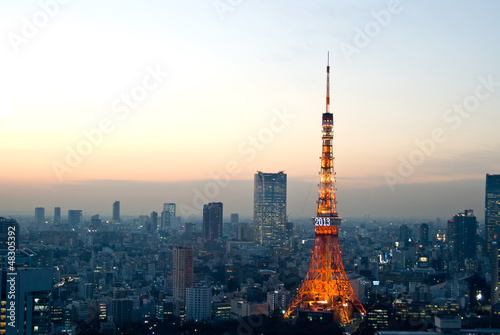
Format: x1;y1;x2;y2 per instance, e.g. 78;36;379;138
164;203;176;215
54;207;61;224
486;174;500;253
447;209;477;271
203;202;223;242
254;171;287;247
0;217;19;250
35;207;45;225
113;201;121;223
231;213;239;224
161;203;176;230
150;211;158;232
399;224;410;248
68;210;82;227
173;246;193;303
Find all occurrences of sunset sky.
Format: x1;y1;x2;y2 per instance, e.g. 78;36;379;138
1;1;499;221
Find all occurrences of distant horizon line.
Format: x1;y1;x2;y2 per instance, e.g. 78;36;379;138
0;210;462;224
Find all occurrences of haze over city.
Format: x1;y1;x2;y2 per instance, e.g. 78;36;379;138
1;1;500;221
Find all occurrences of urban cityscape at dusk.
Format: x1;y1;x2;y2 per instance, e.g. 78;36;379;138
1;1;500;334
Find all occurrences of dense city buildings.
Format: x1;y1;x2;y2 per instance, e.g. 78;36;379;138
203;202;223;242
4;191;500;334
113;201;121;224
486;174;500;253
253;171;287;247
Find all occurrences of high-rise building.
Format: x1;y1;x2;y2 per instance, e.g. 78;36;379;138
267;288;291;312
111;298;133;329
68;210;82;227
164;203;176;214
160;212;169;230
90;215;101;235
113;201;121;224
35;207;45;225
185;287;211;321
447;209;477;271
367;304;390;331
139;215;150;230
90;214;101;225
51;302;64;327
253;171;287;247
54;207;61;224
486;174;500;254
231;213;239;224
0;268;52;335
399;224;410;248
184;222;194;236
0;217;19;250
285;221;294;247
161;203;176;230
150;211;158;232
173;246;193;303
203;202;223;242
420;223;430;246
237;222;248;241
412;223;421;242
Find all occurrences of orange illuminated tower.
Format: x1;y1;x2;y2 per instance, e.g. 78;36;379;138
284;54;366;324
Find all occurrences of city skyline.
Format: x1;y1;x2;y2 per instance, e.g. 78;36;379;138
1;1;500;220
0;176;492;222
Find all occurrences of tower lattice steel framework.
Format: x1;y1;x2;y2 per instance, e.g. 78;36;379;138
284;55;366;324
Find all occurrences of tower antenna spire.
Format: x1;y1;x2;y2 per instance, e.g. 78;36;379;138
326;51;330;113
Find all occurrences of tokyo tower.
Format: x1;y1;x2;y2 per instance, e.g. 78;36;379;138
284;55;366;324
